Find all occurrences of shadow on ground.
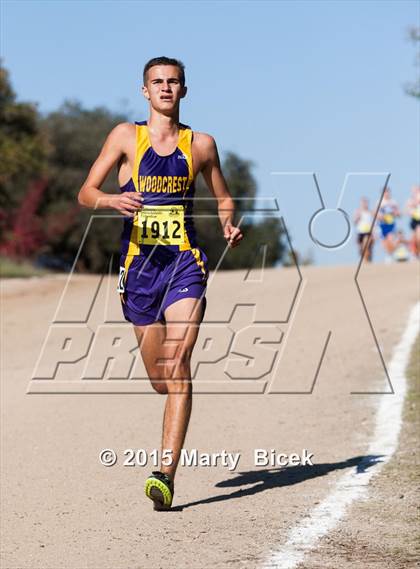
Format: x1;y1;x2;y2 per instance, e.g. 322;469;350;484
170;454;383;511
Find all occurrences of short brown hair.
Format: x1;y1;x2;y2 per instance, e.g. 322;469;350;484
143;57;185;87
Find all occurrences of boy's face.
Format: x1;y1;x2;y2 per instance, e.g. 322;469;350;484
142;65;187;113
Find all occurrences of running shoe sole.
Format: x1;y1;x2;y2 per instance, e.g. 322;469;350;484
145;476;173;510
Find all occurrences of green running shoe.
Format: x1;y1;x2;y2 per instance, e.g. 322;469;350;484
145;471;174;511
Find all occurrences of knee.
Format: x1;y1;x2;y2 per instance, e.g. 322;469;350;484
166;356;192;395
166;377;192;395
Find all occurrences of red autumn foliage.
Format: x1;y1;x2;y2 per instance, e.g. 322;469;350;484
0;178;78;259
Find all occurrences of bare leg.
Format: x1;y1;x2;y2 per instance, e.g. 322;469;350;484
159;297;204;482
384;234;395;255
358;240;364;261
360;235;372;262
133;322;168;394
366;235;374;262
415;226;420;258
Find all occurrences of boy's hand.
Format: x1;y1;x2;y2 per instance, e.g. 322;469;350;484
224;222;243;248
107;192;144;217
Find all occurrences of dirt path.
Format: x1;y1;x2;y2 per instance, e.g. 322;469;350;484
1;262;418;569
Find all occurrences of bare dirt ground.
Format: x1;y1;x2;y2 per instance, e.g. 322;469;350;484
1;261;418;569
300;332;419;569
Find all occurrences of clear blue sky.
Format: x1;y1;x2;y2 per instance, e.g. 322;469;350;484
2;0;419;265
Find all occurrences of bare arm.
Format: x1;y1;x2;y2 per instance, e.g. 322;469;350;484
200;135;243;248
405;198;413;217
77;123;143;217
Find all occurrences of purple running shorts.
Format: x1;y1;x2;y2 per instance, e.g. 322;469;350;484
119;247;209;326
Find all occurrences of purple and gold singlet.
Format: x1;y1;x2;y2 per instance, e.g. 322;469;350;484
118;121;209;326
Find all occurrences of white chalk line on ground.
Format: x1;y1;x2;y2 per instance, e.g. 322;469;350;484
261;301;420;569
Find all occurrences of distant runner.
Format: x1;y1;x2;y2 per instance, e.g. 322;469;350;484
353;197;374;262
393;230;411;262
377;187;400;263
405;185;420;259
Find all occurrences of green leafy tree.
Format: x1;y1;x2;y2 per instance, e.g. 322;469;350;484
40;100;129;271
0;63;74;258
0;62;47;226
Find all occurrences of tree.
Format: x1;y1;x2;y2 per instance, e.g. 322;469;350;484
40;100;129;271
0;62;47;229
405;27;420;99
0;63;77;259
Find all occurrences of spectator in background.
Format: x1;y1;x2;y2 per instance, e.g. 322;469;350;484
354;197;374;262
405;185;420;259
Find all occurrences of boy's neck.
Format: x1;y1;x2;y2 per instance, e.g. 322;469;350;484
147;108;180;136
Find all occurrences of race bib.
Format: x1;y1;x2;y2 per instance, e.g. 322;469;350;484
137;205;185;245
413;207;420;221
383;213;394;224
358;222;371;233
117;266;126;293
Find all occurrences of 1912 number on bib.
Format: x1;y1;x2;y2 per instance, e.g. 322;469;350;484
137;205;185;245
